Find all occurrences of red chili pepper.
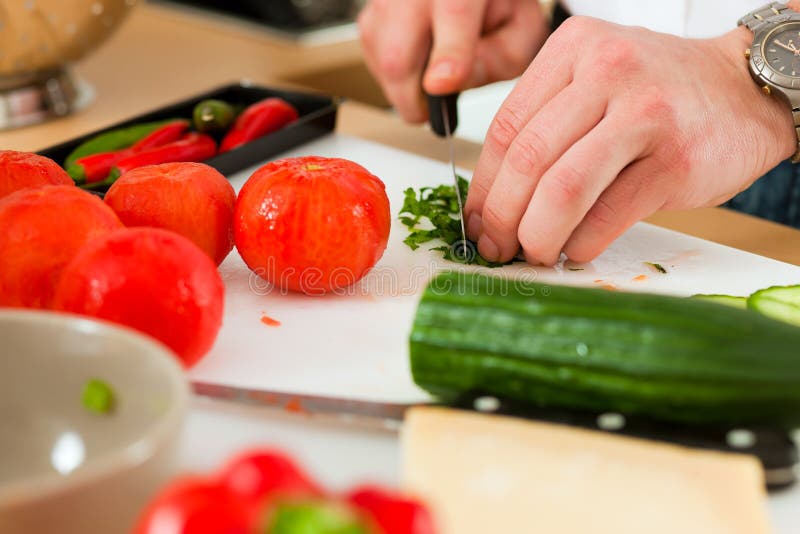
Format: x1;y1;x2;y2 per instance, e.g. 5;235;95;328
346;486;437;534
71;150;131;184
220;97;299;153
70;120;192;184
130;119;190;152
111;133;217;179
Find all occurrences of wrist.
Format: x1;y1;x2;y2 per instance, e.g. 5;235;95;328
713;8;798;164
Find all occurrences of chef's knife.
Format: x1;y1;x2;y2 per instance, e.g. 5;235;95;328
191;381;797;490
426;92;469;259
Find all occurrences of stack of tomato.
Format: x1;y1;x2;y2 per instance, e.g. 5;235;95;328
135;450;435;534
1;136;390;367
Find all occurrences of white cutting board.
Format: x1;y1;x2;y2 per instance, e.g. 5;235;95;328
189;133;800;402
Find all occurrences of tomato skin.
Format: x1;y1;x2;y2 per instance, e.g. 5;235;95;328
346;487;436;534
233;157;391;295
222;450;325;504
51;227;224;367
0;150;73;199
104;162;236;265
133;477;251;534
0;186;123;309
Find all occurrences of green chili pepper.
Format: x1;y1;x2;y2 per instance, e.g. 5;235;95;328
192;99;237;134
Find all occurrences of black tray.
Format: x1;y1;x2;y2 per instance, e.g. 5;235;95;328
38;82;339;194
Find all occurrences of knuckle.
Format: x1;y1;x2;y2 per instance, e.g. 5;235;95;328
482;202;516;235
547;164;591;205
377;47;414;80
555;16;590;40
506;130;548;177
487;106;526;152
517;229;548;264
583;197;618;232
592;39;639;80
439;0;470;18
635;86;674;123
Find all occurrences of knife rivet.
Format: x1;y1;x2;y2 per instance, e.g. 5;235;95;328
474;396;501;413
597;412;626;431
726;429;756;449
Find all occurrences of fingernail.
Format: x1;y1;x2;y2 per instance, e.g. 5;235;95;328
478;235;500;262
467;212;482;239
427;60;455;81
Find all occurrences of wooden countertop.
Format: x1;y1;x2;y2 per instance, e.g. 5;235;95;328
4;1;800;267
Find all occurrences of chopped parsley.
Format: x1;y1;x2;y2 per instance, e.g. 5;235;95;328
399;176;521;268
645;262;668;274
82;378;116;415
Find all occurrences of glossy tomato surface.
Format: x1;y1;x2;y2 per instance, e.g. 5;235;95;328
0;185;123;308
0;150;73;199
234;156;391;295
133;476;251;534
104;162;236;265
347;486;436;534
52;227;224;367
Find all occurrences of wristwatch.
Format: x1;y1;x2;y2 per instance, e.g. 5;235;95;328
740;2;800;162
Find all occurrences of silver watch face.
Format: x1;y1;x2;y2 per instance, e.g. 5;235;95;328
762;22;800;78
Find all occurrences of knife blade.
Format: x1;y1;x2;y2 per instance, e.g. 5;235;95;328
191;380;797;489
427;92;469;260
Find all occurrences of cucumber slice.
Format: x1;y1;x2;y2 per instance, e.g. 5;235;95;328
691;294;748;309
748;285;800;327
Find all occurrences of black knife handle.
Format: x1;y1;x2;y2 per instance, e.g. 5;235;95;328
427;92;460;137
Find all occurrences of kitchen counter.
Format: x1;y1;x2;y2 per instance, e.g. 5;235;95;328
3;2;800;531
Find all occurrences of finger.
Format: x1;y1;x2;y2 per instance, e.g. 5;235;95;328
562;159;667;263
515;115;651;265
474;83;608;261
424;0;489;95
464;23;580;234
360;1;431;122
469;0;547;88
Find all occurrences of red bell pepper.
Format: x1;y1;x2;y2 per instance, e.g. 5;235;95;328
111;133;217;179
347;487;436;534
220;97;299;153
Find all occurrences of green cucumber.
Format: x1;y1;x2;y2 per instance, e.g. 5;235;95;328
64;119;176;168
410;272;800;426
690;294;748;309
748;285;800;327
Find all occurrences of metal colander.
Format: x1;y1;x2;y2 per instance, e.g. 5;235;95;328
0;0;137;129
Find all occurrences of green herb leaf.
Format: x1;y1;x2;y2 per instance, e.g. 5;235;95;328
645;262;668;274
82;378;116;415
399;175;521;267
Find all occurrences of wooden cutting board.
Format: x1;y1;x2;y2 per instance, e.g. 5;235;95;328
188;133;800;402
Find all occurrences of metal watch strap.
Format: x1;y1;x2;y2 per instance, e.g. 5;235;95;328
738;2;793;32
739;2;800;163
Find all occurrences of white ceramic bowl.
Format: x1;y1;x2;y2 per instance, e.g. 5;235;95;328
0;310;189;534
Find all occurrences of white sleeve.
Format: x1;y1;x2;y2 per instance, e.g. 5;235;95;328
561;0;767;38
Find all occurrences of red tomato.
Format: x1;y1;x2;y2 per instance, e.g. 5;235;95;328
221;450;324;507
0;186;123;309
133;476;250;534
52;227;224;367
0;150;73;199
233;156;391;295
346;486;436;534
104;162;236;265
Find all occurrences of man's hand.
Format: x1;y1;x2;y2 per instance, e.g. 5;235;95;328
465;17;797;265
357;0;548;123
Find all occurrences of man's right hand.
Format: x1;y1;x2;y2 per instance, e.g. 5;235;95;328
357;0;548;123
